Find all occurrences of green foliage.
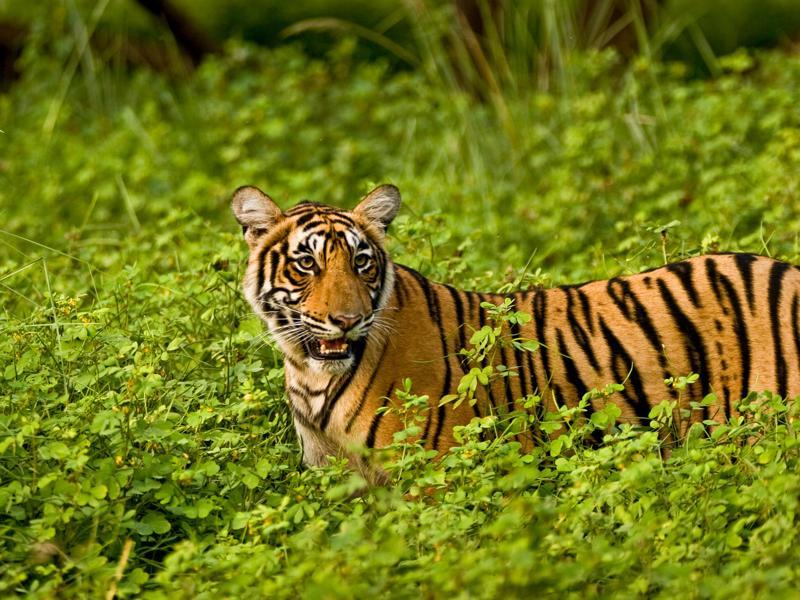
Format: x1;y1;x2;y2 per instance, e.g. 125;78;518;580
3;9;800;596
442;297;537;409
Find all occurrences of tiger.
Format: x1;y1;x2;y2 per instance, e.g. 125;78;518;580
232;183;800;477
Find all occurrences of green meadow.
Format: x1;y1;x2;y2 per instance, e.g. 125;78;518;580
2;2;800;597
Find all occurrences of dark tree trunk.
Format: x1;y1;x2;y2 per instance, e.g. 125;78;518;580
577;0;663;56
454;0;504;41
133;0;220;64
0;22;26;90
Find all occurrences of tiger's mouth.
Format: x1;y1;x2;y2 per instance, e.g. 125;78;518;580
305;337;353;361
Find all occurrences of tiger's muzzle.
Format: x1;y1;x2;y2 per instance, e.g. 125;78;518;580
300;313;372;363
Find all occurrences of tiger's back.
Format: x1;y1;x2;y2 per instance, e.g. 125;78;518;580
364;254;800;451
232;185;800;475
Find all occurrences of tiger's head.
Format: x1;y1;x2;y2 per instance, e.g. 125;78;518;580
232;184;400;373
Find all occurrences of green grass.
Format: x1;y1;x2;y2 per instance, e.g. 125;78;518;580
3;9;800;597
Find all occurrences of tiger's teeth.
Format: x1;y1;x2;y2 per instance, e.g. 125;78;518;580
319;339;349;354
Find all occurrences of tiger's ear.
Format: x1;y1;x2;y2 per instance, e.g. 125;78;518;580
231;186;283;247
353;184;401;233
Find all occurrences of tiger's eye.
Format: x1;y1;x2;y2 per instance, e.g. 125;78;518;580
354;254;369;268
297;256;316;270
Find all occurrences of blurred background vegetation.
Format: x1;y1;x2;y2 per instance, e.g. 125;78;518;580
3;2;800;597
2;0;800;82
2;0;800;279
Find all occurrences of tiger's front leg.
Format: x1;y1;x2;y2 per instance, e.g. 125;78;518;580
292;418;340;467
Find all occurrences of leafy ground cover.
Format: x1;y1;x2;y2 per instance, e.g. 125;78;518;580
2;18;800;598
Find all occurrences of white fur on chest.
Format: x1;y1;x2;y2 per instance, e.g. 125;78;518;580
285;363;343;465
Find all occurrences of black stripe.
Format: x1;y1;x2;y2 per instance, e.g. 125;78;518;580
301;314;326;326
556;329;590;403
393;273;407;308
401;268;451;447
430;286;453;451
447;288;480;420
528;289;548;428
484;380;499;416
792;293;800;392
402;266;440;321
509;320;528;399
499;341;514;407
327;215;357;228
260;295;272;315
284;354;304;371
519;291;539;397
598;317;651;420
722;387;731;421
293;211;319;227
288;403;317;432
565;288;600;371
264;286;297;307
345;340;390;433
444;285;469;374
268;250;281;287
607;277;672;397
466;291;477;322
733;253;758;312
657;278;711;405
297;223;329;237
475;293;500;413
706;259;727;311
284;265;306;287
372;261;387;311
325;231;337;264
371;247;386;275
292;380;327;395
295;240;313;254
666;261;701;308
606;278;632;319
706;259;750;412
506;291;528;402
401;268;455;446
524;333;539;397
477;295;487;329
319;375;349;428
276;313;289;331
255;245;268;293
366;382;395;448
468;294;495;413
287;385;314;401
577;288;595;335
321;374;347;418
607;278;663;353
287;386;312;412
768;261;790;398
533;290;551;383
713;339;731;420
556;328;602;444
286;202;320;215
318;341;368;430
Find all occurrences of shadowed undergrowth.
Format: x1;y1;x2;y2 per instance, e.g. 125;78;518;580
2;8;800;597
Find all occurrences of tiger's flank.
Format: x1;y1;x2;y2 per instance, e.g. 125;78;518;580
232;184;800;480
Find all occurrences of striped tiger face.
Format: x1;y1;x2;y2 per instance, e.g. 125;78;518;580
232;184;401;373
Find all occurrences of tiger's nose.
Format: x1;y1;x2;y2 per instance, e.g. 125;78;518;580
329;314;362;332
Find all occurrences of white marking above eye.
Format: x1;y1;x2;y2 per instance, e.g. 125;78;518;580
343;230;361;249
307;234;324;253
